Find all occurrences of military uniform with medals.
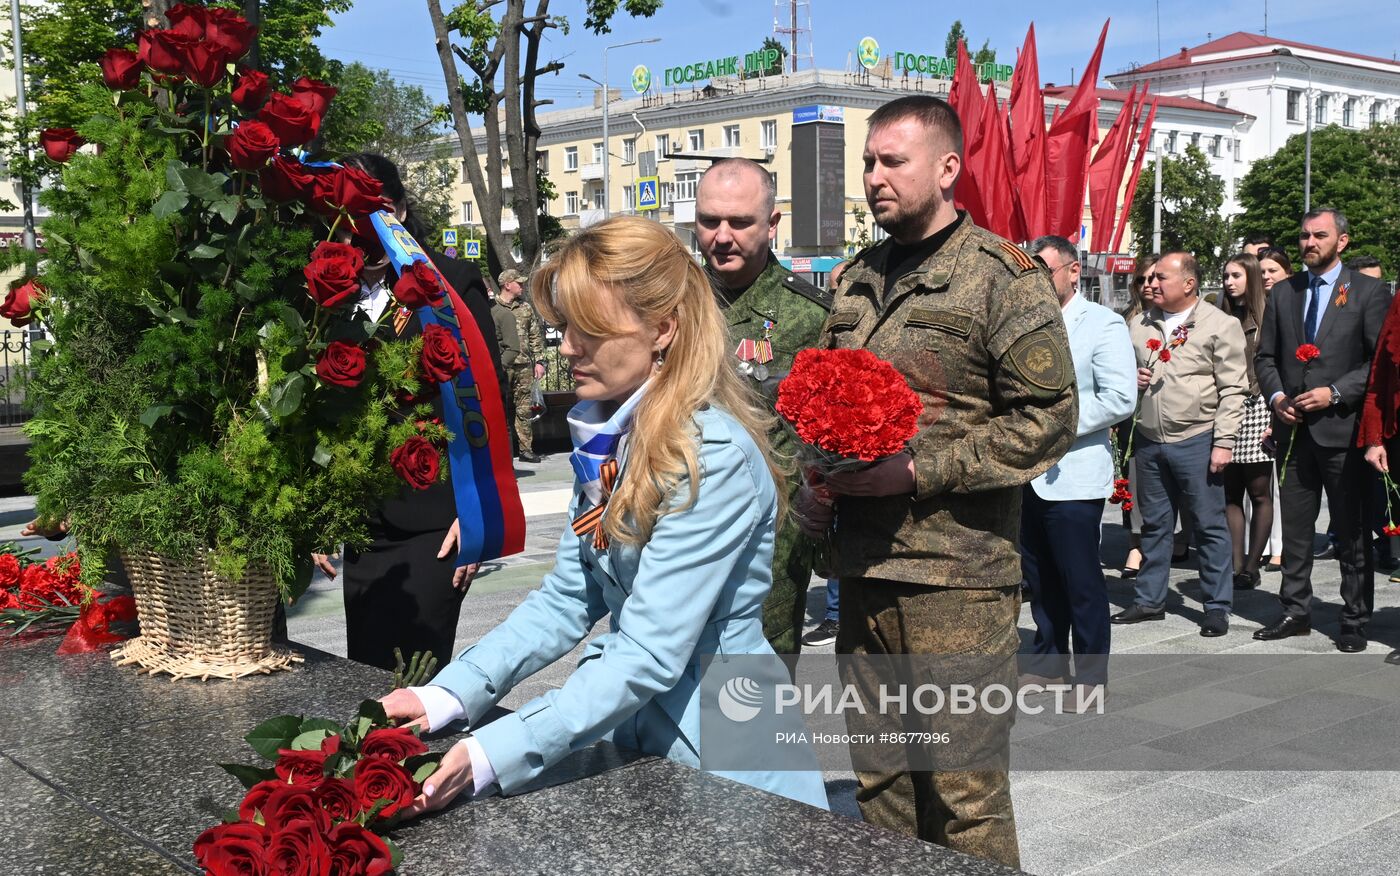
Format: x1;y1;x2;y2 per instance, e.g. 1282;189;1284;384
708;251;832;654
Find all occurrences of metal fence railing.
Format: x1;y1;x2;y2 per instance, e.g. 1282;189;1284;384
540;340;576;393
0;330;33;426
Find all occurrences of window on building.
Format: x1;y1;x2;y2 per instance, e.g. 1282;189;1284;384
761;119;778;150
1372;102;1382;127
660;181;673;207
566;190;579;214
623;137;636;164
1233;138;1242;162
1190;132;1201;151
1209;135;1221;158
565;146;579;171
1165;131;1177;153
537;151;549;174
460;202;473;224
723;124;741;148
656;133;670;159
687;129;705;151
1314;94;1328;125
591;142;604;164
675;171;700;201
1286;89;1301;121
769;171;778;195
460;160;470;183
1343;98;1356;127
623;184;636;211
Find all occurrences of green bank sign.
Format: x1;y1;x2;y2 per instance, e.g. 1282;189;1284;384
856;36;1013;83
661;48;781;87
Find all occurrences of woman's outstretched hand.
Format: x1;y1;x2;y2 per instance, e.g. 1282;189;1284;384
401;739;475;818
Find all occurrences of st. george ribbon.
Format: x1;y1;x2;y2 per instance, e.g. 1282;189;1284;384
370;210;525;564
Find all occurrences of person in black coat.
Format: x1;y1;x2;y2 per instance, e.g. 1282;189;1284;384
313;153;506;672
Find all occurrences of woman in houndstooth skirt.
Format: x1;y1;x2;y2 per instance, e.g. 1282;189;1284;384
1219;254;1274;589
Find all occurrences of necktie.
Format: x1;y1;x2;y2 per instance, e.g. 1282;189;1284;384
1304;276;1322;345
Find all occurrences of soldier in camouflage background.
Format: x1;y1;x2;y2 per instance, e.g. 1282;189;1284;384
796;97;1077;868
696;158;832;655
492;269;546;463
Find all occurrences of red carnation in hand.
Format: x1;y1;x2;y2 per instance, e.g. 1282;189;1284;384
231;69;272;112
360;726;429;762
393;261;446;308
193;821;269;876
266;818;332;876
39;129;83;163
1145;338;1162;352
420;323;467;384
1158;350;1172;363
260;154;316;202
352;757;418;820
311;166;387;216
291;76;338;117
304;251;362;309
316;341;367;388
776;348;922;462
1;278;41;327
100;48;141;90
328;821;393;876
390;436;441;490
1295;343;1321;364
274;746;331;785
226;120;279;171
259;92;319;147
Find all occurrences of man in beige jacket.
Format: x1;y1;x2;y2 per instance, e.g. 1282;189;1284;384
1113;251;1248;636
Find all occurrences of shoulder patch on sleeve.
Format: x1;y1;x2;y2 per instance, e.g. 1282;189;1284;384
997;240;1038;273
1007;328;1072;395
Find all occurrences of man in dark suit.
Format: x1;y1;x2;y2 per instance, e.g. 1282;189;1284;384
1254;208;1392;652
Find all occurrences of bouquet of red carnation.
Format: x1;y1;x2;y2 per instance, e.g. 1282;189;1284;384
0;545;86;632
200;699;442;875
775;348;922;475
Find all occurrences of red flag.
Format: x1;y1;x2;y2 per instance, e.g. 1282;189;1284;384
971;83;1025;241
949;40;988;227
1045;20;1109;241
1112;96;1159;253
1088;84;1139;250
1009;24;1048;238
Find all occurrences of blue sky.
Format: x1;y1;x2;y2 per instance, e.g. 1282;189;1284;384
316;1;1397;110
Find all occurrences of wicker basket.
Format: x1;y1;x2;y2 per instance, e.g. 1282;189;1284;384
111;550;301;680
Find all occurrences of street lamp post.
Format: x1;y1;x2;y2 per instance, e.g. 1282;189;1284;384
1274;48;1314;213
579;37;659;219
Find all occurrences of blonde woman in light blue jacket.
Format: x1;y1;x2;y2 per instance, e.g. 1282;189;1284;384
380;216;829;813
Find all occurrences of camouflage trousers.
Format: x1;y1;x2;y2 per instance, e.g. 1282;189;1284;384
762;510;816;655
507;365;535;455
836;578;1022;870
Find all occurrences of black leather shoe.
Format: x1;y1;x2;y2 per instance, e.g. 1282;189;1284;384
1111;604;1166;624
1314;543;1337;560
1200;609;1230;637
517;451;541;463
1337;627;1368;653
1233;570;1260;590
1254;615;1311;640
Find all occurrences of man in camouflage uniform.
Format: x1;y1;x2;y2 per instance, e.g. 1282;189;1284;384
491;269;546;463
796;96;1077;868
696;158;832;655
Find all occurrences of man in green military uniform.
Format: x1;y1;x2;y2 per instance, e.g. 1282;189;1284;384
696;158;832;655
796;97;1077;868
491;269;546;463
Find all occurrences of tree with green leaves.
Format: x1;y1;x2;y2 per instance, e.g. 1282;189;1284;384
427;0;662;276
1235;124;1400;273
944;21;966;60
742;35;786;79
1130;144;1233;279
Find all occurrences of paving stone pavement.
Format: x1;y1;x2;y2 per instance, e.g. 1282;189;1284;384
10;451;1388;876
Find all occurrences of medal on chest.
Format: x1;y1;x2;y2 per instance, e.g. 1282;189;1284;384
393;306;412;337
735;319;776;381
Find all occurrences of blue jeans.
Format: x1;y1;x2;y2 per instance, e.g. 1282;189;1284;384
1134;431;1233;614
824;578;839;622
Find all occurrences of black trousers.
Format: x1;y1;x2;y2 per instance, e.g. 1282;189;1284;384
1019;488;1110;683
343;525;464;673
1277;426;1374;625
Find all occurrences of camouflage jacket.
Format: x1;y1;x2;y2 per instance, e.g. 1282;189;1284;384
493;296;545;369
821;215;1078;588
711;252;832;482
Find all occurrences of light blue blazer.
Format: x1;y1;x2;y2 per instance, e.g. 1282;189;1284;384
1032;293;1137;501
431;406;829;810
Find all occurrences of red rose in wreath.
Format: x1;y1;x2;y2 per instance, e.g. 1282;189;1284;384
390;436;441;490
419;323;467;384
